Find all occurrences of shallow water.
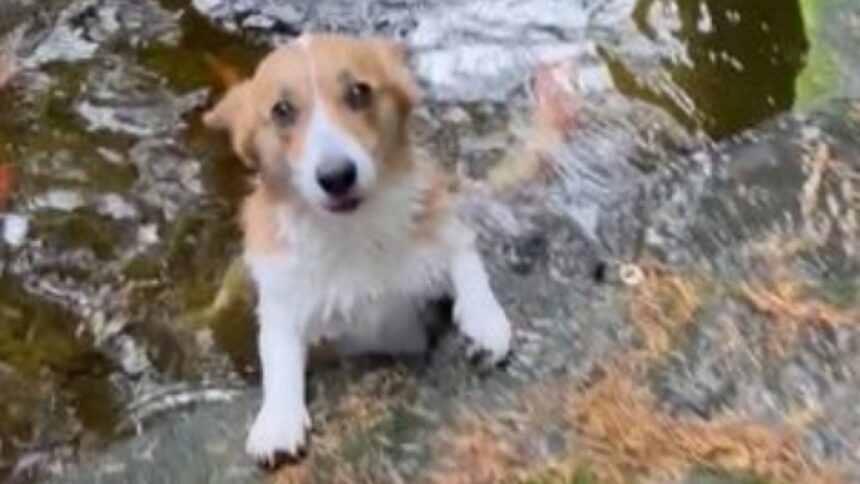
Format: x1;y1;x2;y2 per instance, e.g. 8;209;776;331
0;0;859;481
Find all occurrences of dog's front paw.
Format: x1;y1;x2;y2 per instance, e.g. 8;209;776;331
246;404;311;469
455;296;512;365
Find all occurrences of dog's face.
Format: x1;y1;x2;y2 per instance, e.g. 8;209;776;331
204;34;420;214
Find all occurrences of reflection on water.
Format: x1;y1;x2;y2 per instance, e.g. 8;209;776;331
0;277;119;474
609;0;807;137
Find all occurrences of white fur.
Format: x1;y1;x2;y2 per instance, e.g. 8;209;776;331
245;317;309;461
451;249;512;361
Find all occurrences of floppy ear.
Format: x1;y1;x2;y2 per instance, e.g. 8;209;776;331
371;38;421;114
203;81;259;168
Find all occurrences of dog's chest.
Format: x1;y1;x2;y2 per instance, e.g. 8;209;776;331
278;214;456;333
298;234;448;300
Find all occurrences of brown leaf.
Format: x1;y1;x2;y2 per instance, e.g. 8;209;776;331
431;410;526;484
628;262;700;360
570;369;840;483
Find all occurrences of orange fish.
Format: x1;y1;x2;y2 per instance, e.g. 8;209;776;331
531;59;578;138
0;163;14;210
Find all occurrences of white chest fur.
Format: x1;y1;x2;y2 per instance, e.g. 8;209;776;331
245;179;472;348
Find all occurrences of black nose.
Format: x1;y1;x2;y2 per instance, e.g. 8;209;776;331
316;159;357;196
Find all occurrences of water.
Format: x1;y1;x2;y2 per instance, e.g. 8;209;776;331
0;0;859;481
615;0;808;137
1;1;264;478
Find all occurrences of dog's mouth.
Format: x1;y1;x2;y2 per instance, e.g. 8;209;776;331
324;196;362;213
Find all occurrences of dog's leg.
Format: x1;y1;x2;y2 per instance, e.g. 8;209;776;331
450;245;512;363
245;262;310;466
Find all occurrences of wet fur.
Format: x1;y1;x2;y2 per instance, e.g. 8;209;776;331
204;33;512;467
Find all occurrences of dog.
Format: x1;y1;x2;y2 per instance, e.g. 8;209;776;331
203;33;513;466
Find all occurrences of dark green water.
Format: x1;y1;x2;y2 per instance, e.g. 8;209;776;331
609;0;808;138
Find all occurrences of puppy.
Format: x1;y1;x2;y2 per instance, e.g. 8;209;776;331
204;33;512;466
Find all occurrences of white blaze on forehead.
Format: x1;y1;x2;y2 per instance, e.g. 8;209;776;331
294;34;318;95
291;34;378;204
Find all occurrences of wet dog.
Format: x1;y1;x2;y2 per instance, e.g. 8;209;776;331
204;33;512;466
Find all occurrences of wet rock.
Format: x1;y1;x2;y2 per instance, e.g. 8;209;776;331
641;100;860;478
1;214;29;247
408;0;591;102
439;105;471;126
76;57;207;137
49;99;860;483
19;0;179;68
0;277;120;482
191;0;420;39
189;0;596;102
47;391;253;484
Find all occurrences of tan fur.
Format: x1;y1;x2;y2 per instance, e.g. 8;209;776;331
204;35;418;172
241;186;282;255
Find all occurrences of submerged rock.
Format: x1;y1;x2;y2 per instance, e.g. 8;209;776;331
17;0;179;68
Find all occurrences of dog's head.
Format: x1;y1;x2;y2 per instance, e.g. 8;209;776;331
204;34;420;214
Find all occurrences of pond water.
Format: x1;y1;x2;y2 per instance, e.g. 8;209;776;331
0;0;858;481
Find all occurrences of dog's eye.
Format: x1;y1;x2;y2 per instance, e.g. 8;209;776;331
344;81;373;111
271;99;297;127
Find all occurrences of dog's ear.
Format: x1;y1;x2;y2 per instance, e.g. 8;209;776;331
203;81;259;168
371;38;421;114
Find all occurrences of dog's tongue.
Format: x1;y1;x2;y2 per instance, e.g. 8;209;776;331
328;196;361;213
